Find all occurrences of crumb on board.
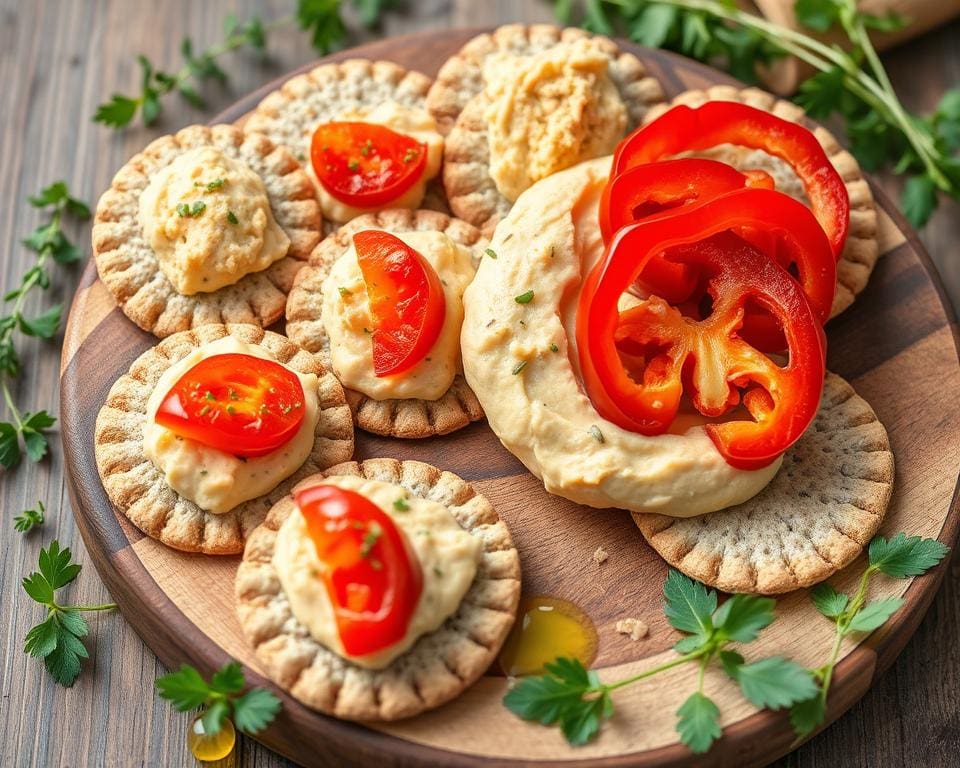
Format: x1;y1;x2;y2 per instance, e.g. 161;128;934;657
616;618;649;641
593;546;608;565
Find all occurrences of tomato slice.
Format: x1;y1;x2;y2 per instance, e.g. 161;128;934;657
311;122;428;208
155;353;305;458
353;230;446;377
296;484;423;658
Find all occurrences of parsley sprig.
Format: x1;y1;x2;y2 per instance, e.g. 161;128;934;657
789;533;949;736
560;0;960;227
94;1;396;130
14;500;45;534
1;181;89;469
22;540;117;686
157;661;281;735
504;570;816;751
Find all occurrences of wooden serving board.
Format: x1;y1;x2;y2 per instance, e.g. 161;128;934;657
60;29;960;768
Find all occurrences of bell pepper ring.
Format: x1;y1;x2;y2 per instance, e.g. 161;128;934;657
154;353;306;458
310;121;428;209
577;209;827;470
353;230;447;377
599;158;775;304
612;102;850;260
296;483;423;658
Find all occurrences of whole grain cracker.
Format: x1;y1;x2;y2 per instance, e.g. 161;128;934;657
633;373;893;594
235;458;521;720
94;323;354;555
286;209;486;438
643;86;879;318
429;24;665;235
92;124;320;338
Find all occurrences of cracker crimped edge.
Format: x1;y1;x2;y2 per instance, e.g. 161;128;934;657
286;208;486;438
94;323;354;555
235;458;521;721
432;24;666;235
644;85;880;318
634;372;894;594
92;124;321;338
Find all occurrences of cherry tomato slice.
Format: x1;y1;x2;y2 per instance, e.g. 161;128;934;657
354;230;446;377
296;484;423;658
155;353;305;458
311;122;427;208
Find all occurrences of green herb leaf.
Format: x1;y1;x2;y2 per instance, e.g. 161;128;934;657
18;304;62;339
393;497;410;512
861;10;908;33
810;583;849;618
718;649;744;680
28;181;70;208
735;657;818;710
157;664;213;711
588;425;604;443
297;0;348;54
484;247;498;259
868;533;949;577
511;360;528;375
847;597;904;633
583;0;613;34
14;500;45;533
790;694;827;736
514;290;534;304
351;0;396;28
676;691;721;754
201;698;231;735
631;4;680;48
663;570;715;637
233;687;282;733
794;0;840;33
712;594;775;643
0;422;21;468
902;174;938;228
93;94;140;128
211;661;246;695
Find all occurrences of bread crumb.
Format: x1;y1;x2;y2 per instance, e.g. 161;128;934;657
593;546;608;565
615;618;648;641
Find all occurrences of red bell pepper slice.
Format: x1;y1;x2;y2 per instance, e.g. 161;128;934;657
612;102;850;260
577;199;827;470
296;483;423;658
599;158;774;304
353;230;446;377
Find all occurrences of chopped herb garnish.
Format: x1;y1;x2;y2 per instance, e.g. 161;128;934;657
337;286;351;297
228;389;239;400
393;498;410;512
199;405;210;416
205;391;216;401
550;343;559;353
360;524;382;558
348;160;360;172
190;200;206;217
512;360;528;375
226;405;236;414
402;147;418;163
176;203;190;217
206;178;225;191
484;248;497;260
259;403;268;414
503;233;513;243
360;139;374;157
514;290;534;305
227;210;239;225
589;425;604;443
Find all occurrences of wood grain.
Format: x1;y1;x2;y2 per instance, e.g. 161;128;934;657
2;3;960;768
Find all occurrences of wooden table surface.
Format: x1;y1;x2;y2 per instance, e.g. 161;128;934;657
1;2;958;767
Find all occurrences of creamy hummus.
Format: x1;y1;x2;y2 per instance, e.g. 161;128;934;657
273;474;482;669
139;147;290;295
143;336;320;514
321;230;475;401
312;103;444;223
483;37;627;203
460;157;781;517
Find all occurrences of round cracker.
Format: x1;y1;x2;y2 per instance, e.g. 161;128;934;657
286;209;486;438
633;372;893;594
235;458;521;721
94;323;354;555
643;86;879;318
430;24;665;235
92;124;321;338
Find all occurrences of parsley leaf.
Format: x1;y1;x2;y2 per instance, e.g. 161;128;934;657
810;583;849;619
663;569;715;637
712;594;775;643
514;290;534;304
847;597;905;633
18;304;62;339
21;540;115;686
734;657;818;710
902;174;938;228
14;500;45;533
93;94;140;128
868;532;949;577
297;0;348;54
233;687;283;733
793;0;840;33
789;694;827;737
676;691;721;754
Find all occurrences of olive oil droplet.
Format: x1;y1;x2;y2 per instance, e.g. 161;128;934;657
498;595;598;676
188;713;236;765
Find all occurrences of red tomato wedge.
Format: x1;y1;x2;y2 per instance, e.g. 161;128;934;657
296;484;423;658
154;353;305;458
311;122;427;208
354;230;446;377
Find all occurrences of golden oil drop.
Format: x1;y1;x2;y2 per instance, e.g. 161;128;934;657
498;595;598;676
188;713;236;765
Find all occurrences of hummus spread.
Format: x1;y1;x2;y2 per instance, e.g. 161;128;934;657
139;147;290;295
273;474;482;669
460;157;781;517
483;37;628;203
143;336;320;514
313;103;444;223
321;230;475;401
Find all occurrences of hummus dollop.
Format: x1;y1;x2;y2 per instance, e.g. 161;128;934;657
483;37;628;203
139;147;290;295
143;336;320;514
460;157;781;517
321;230;475;401
273;474;483;669
313;103;444;223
